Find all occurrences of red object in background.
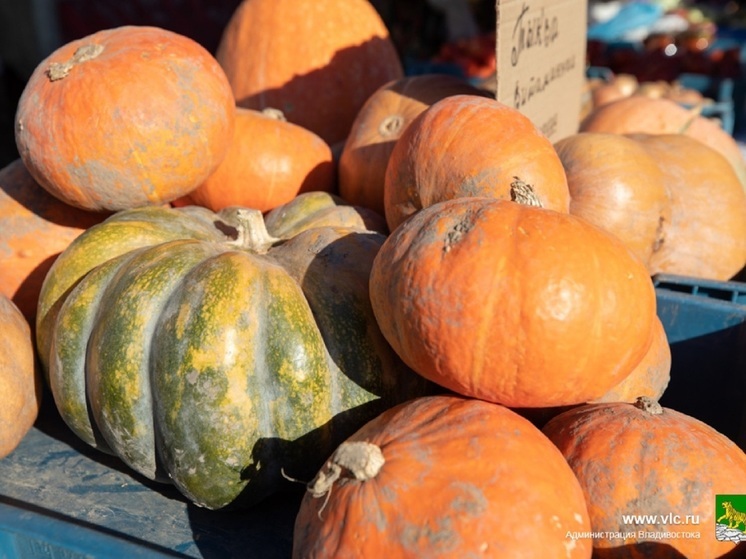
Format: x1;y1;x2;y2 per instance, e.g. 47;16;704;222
433;32;496;79
55;0;243;54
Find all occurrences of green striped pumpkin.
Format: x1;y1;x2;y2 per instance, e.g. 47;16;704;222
36;200;429;509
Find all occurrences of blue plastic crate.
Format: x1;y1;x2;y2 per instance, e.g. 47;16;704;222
654;273;746;450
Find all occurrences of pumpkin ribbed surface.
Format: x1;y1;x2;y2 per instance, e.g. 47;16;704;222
38;205;432;509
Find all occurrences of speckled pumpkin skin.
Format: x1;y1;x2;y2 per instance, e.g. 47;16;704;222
37;205;432;509
293;395;593;558
543;401;746;558
15;26;235;212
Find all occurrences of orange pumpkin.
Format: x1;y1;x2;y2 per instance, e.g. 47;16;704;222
15;26;236;212
179;107;335;213
369;197;657;408
634;133;746;280
383;95;570;231
0;293;42;459
579;95;746;190
554;132;670;268
216;0;403;146
293;394;593;558
338;74;490;216
0;159;108;322
543;397;746;558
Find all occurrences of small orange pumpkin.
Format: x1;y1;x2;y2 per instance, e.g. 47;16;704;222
369;197;657;408
15;25;236;211
338;74;491;216
0;159;108;322
383;94;570;231
179;107;335;213
216;0;403;146
293;394;593;558
543;397;746;559
0;293;42;459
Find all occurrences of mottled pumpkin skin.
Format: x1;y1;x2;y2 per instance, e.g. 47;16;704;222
184;107;336;213
383;94;570;231
15;26;235;212
293;395;593;558
216;0;403;146
0;294;42;459
339;74;491;216
0;159;108;322
264;191;388;238
369;197;657;408
543;400;746;558
38;205;432;509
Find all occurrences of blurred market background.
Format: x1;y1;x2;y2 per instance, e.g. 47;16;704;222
2;0;746;168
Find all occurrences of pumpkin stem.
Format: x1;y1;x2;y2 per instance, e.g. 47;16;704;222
219;207;282;253
47;44;105;81
634;396;663;415
261;107;287;121
307;441;385;500
379;115;405;138
510;177;543;207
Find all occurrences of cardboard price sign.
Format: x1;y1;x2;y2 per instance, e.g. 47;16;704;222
495;0;587;141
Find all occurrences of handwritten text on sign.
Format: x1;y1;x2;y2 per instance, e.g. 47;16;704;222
496;0;586;141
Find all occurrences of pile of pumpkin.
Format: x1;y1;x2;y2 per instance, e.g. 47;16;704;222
2;0;746;557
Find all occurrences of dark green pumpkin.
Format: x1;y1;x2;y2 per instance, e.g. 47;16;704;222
37;202;431;509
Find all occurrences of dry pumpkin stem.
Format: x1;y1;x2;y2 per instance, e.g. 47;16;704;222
378;114;405;138
634;396;663;415
47;44;104;81
510;177;543;207
218;207;283;253
260;107;287;121
306;441;385;519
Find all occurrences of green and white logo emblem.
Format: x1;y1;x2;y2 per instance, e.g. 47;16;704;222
716;495;746;543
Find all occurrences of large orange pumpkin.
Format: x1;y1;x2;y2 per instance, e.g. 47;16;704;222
634;133;746;280
293;394;593;558
0;293;42;459
338;74;491;216
383;95;570;231
0;159;108;322
579;95;746;191
178;107;335;213
216;0;403;146
554;132;670;268
15;26;236;212
369;197;657;408
543;397;746;558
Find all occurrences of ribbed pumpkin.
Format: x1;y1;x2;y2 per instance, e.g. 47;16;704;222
383;95;570;232
0;294;42;459
635;133;746;280
338;74;491;216
579;95;746;191
15;26;235;211
36;205;433;509
293;394;593;558
369;197;657;408
263;191;387;238
215;0;403;146
543;397;746;559
0;159;108;322
554;132;670;268
181;107;335;213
